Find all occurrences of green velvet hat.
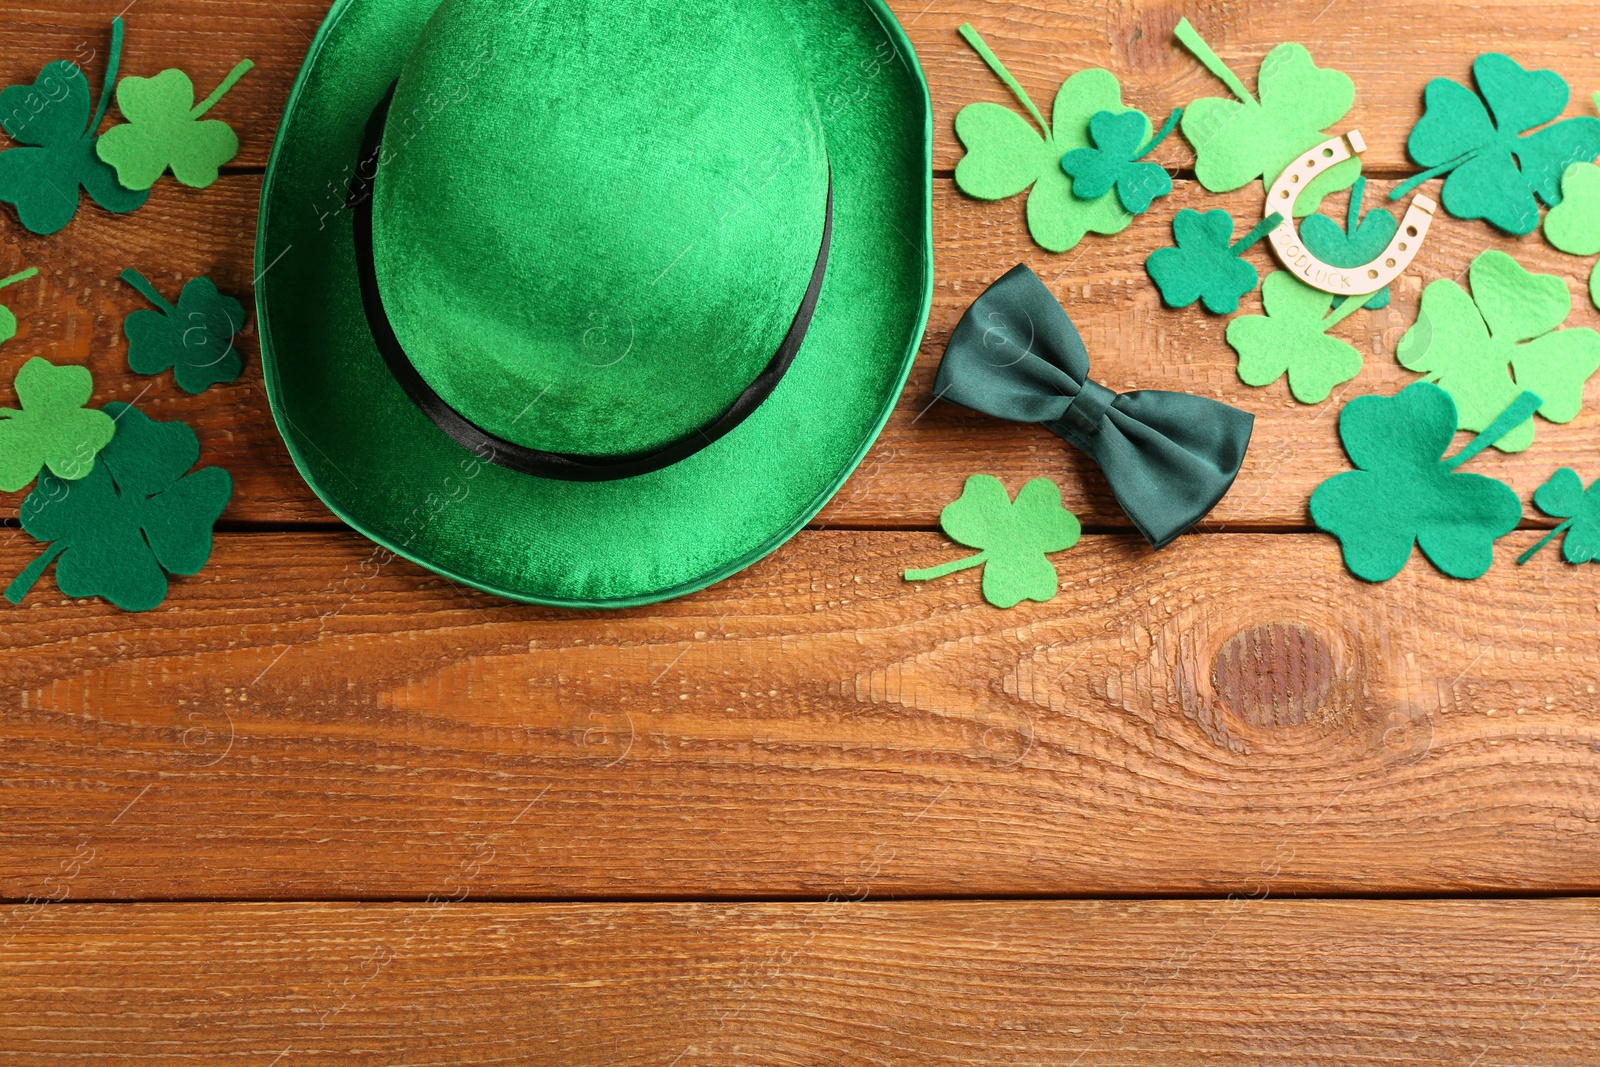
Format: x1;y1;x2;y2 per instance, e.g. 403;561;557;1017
256;0;932;607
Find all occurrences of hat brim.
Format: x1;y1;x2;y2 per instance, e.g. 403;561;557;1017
256;0;932;608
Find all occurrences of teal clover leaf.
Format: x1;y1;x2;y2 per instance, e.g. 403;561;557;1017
1518;469;1600;565
1310;383;1533;582
904;475;1081;609
1299;177;1396;310
0;19;148;236
1060;107;1182;215
1390;55;1600;235
1147;209;1282;314
121;269;246;394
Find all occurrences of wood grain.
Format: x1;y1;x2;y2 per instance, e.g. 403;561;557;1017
4;528;1598;900
2;899;1598;1064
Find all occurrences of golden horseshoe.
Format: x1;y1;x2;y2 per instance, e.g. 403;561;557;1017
1264;131;1437;297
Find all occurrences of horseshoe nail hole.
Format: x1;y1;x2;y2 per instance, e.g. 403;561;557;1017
1290;172;1300;183
1322;148;1334;157
1368;268;1380;279
1385;258;1396;268
1398;242;1408;252
1406;225;1418;237
1280;189;1291;198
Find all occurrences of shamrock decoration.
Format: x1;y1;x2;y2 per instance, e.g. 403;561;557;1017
0;357;116;492
1146;208;1283;314
1591;263;1600;313
1518;469;1600;566
1544;161;1600;256
953;24;1153;252
1060;106;1182;215
1397;250;1600;452
1299;177;1396;310
121;268;246;393
0;18;148;235
1227;272;1368;404
1390;57;1600;235
1310;383;1537;582
0;267;39;348
903;475;1081;609
1173;18;1358;217
97;59;254;191
5;403;232;612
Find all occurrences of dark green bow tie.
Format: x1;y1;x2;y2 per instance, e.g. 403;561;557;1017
934;264;1255;549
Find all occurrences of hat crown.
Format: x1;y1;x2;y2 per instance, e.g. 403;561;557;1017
370;0;829;458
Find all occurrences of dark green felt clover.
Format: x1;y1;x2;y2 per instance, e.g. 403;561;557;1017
1518;468;1600;565
1060;106;1182;215
0;356;116;491
954;24;1153;252
0;18;148;236
1173;18;1359;217
6;402;232;612
121;268;246;393
1146;209;1283;314
904;474;1081;609
1389;55;1600;235
1310;383;1538;583
0;266;38;348
1300;177;1396;310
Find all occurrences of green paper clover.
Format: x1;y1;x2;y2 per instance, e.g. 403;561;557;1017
1173;18;1359;217
0;267;38;348
1397;250;1600;453
1311;382;1529;582
1060;107;1181;215
1518;468;1600;566
121;268;246;393
1146;209;1281;314
954;24;1148;252
1299;177;1396;310
0;357;116;492
97;61;253;191
1544;162;1600;256
1391;56;1600;235
0;19;148;235
1227;271;1365;404
5;402;232;612
904;475;1081;609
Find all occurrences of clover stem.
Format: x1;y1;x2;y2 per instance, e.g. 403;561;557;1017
1389;151;1477;201
0;267;38;292
1444;390;1544;470
1230;212;1283;255
1322;289;1375;330
958;24;1050;139
192;59;256;120
1516;519;1573;566
89;17;125;136
119;268;177;316
1174;18;1257;107
1346;176;1366;233
904;551;989;583
5;542;65;606
1132;107;1184;162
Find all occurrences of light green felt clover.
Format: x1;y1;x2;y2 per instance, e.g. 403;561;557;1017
1592;262;1600;313
1227;271;1367;403
121;268;246;393
1300;177;1396;310
1397;250;1600;452
0;357;116;492
0;19;148;235
954;24;1148;252
0;267;39;349
904;474;1081;609
97;60;253;190
1311;383;1535;582
1518;468;1600;565
6;402;232;612
1173;18;1359;217
1146;208;1283;314
1391;60;1600;235
1544;162;1600;256
1060;107;1182;215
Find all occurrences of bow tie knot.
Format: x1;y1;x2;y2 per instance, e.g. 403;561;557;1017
933;264;1255;549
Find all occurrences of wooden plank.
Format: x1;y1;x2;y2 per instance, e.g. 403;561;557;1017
3;529;1598;900
5;174;1595;529
2;899;1598;1064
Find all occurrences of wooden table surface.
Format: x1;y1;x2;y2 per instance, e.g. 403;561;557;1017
4;1;1600;1063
